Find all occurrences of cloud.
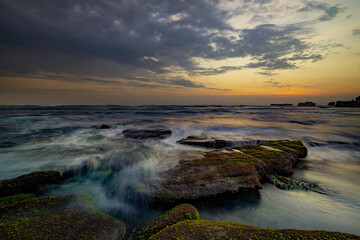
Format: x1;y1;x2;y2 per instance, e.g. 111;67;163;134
257;71;277;76
264;80;294;89
298;2;343;22
353;29;360;36
0;0;343;88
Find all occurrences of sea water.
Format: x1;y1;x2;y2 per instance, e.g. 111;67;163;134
0;105;359;234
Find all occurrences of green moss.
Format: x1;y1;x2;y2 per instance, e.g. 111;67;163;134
136;204;200;240
150;220;359;240
89;169;112;178
154;140;308;202
0;193;36;208
239;145;286;161
260;140;304;152
0;194;125;240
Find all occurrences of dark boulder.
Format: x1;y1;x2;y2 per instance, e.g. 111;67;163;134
122;128;172;139
148;141;308;203
0;171;65;197
100;124;111;129
137;204;199;240
178;134;227;149
0;142;17;148
0;194;126;240
328;102;335;106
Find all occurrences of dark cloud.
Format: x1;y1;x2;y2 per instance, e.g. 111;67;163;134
0;0;339;88
257;71;277;76
298;2;343;22
353;29;360;36
264;80;293;89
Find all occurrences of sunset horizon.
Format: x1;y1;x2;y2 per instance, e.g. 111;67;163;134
1;0;359;105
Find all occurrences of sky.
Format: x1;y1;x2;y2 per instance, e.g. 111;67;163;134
0;0;359;105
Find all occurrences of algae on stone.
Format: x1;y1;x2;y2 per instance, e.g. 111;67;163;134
0;193;126;240
0;193;36;208
137;203;199;240
150;220;359;240
151;141;307;203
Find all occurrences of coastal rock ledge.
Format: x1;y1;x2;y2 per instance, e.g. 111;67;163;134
0;194;125;240
150;140;308;203
137;204;359;240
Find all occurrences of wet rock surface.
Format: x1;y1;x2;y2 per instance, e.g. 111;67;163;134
0;194;126;240
0;171;65;197
100;124;111;129
150;219;359;240
138;204;359;240
137;204;199;240
123;128;172;139
149;141;308;203
267;175;324;193
178;134;227;148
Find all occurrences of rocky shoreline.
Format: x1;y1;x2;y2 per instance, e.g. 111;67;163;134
1;136;359;239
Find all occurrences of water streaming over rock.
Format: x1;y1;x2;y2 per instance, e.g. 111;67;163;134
0;105;359;234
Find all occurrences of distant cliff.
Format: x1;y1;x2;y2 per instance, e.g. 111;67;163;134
335;96;360;107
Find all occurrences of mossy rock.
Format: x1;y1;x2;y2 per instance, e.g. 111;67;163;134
150;141;307;202
0;193;37;208
137;204;200;240
150;220;360;240
0;193;126;240
0;170;65;197
267;175;324;193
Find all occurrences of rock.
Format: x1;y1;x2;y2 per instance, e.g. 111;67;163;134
0;194;126;240
149;141;307;203
100;124;111;129
122;128;172;139
0;142;17;148
328;102;335;106
137;204;199;240
298;102;316;107
150;219;360;240
137;204;360;240
335;96;360;107
0;193;36;208
178;134;227;149
270;104;293;106
0;171;65;197
267;175;323;193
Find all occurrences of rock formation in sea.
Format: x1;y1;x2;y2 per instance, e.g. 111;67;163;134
335;96;360;107
0;194;125;239
137;204;200;240
298;102;316;107
178;133;227;148
100;124;111;129
122;128;172;139
266;174;324;193
137;204;360;240
270;104;293;106
0;170;65;197
147;140;308;203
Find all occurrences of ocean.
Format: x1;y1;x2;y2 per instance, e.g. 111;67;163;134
0;105;359;234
